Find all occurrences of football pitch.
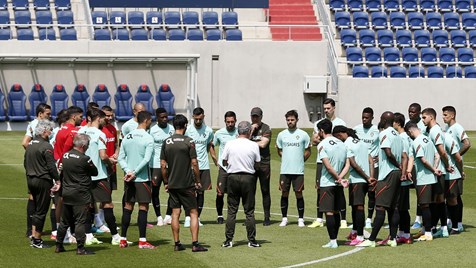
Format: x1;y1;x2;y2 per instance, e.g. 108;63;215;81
1;130;476;267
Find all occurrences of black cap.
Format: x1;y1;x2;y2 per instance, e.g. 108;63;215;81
250;107;263;116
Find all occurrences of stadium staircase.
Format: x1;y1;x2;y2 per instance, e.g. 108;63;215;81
268;0;323;40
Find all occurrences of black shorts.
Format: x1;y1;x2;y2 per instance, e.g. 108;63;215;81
124;181;152;204
349;183;368;206
416;184;434;205
398;185;410;211
109;171;117;190
445;179;461;198
319;186;346;213
279;174;304;192
433;174;445;195
369;167;379;192
91;179;112;203
375;170;401;209
168;187;198;211
216;167;228;195
197;169;212;192
150;168;165;188
458;178;464;195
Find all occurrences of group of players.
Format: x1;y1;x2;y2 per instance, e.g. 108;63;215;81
22;97;470;253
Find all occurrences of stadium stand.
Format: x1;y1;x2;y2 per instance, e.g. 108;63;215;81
28;84;47;119
114;84;133;121
38;28;56;40
156;84;175;120
92;84;111;108
50;84;69;120
134;84;154;117
0;28;11;40
0;89;6;121
71;84;89;116
7;84;28;122
34;0;50;10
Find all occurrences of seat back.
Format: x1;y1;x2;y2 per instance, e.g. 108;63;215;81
409;66;425;78
390;66;407;77
110;11;126;27
446;66;463;78
114;84;133;121
94;28;111;40
134;84;154;114
225;29;242;41
146;11;163;26
202;11;218;28
28;84;47;118
8;84;28;121
92;84;111;108
72;84;89;116
59;28;77;40
39;28;56;40
128;11;144;26
57;10;74;27
206;29;221;40
428;66;444;78
156;84;175;120
50;84;69;119
92;10;107;27
352;66;369;77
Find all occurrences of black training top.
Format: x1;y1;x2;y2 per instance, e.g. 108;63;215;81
251;122;272;162
160;134;197;189
24;136;60;181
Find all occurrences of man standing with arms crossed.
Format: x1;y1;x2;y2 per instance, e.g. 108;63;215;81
161;114;208;252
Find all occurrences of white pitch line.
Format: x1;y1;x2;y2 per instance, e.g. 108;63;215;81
464;165;476;169
280;248;364;268
0;164;22;166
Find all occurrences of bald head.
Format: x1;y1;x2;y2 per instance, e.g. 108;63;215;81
380;111;395;128
133;103;146;117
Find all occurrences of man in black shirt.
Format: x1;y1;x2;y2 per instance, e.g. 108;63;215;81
55;133;98;255
161;114;208;252
24;120;59;248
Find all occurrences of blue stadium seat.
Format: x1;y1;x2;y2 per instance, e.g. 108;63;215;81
0;89;6;121
39;28;56;40
71;84;89;116
17;28;34;40
427;66;444;78
365;0;382;11
128;11;145;28
206;29;221;40
402;47;419;64
92;11;108;28
8;84;28;121
464;66;476;77
377;29;394;47
420;0;436;11
202;11;219;29
330;0;346;11
371;66;387;77
365;47;382;64
432;29;449;47
36;10;53;28
110;11;126;28
451;30;467;47
146;11;163;27
222;11;238;28
469;30;476;47
12;0;29;10
0;10;9;27
455;0;471;12
371;12;387;29
390;66;407;77
131;29;148;40
402;0;418;11
59;28;77;40
150;28;166;40
353;12;369;29
54;0;71;11
187;28;203;40
390;12;405;30
408;12;424;30
414;29;431;47
446;66;463;78
346;47;363;63
0;0;6;10
114;84;133;121
458;47;474;63
57;10;74;28
50;84;69;120
348;0;364;11
33;0;50;10
335;11;351;29
352;65;369;77
358;29;375;47
409;66;425;77
462;13;476;30
437;0;454;12
0;28;11;40
14;10;31;27
383;0;400;11
421;47;438;65
183;11;199;28
112;28;129;40
134;84;154;116
94;28;111;40
383;47;401;64
28;84;47;119
164;11;181;28
168;28;185;40
156;84;175;120
426;12;442;30
340;29;357;47
92;84;111;108
439;47;456;63
444;12;460;30
226;29;242;41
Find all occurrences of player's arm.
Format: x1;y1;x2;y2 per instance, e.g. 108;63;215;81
368;154;375;179
44;146;60;182
84;157;99;177
349;156;370;182
191;158;200;183
63;133;75;153
311;131;321;146
160;159;168;184
420;155;441;175
406;156;415;182
339;158;350;178
454;151;464;178
22;135;32;149
117;146;129;173
304;146;312;162
255;136;270;149
276;147;282;158
460;138;471;156
401;151;408;180
383;148;400;169
133;140;154;175
322;157;340;181
435;143;451;172
99;149;115;168
208;142;218;166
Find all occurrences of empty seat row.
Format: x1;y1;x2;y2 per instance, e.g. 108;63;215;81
0;0;70;11
352;65;476;77
94;28;242;41
0;27;76;40
330;0;476;12
0;10;74;28
92;10;238;29
340;28;476;47
335;11;476;30
346;46;475;64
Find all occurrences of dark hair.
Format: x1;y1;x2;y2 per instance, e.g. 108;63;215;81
285;110;299;119
409;103;422;112
323;98;336;107
67;106;83;119
87;108;105;122
101;105;113;112
56;109;69;125
442;106;456;115
404;122;419;132
36;103;51;116
224;111;236;120
137;111;152;124
316;119;332;134
394;112;405;128
333;126;359;140
87;102;99;110
192;107;204;116
362;107;374;115
377;121;385;130
173;114;188;129
421;108;437;118
156;107;167;117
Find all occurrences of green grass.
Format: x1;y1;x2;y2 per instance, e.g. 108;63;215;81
1;130;476;267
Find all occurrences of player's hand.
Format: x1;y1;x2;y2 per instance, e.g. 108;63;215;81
434;169;442;176
446;165;455;174
112;153;118;159
400;173;407;181
340;179;349;188
462;172;465;180
50;181;61;194
164;184;168;192
212;157;218;167
406;172;413;183
373;156;379;163
368;177;377;187
195;182;202;190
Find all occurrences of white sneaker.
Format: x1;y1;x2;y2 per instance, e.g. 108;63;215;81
365;218;372;229
184;216;191;227
111;234;121;245
157;216;164;226
99;225;111;233
198;219;204;227
279;217;288;227
164;215;172;225
298;218;305;227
